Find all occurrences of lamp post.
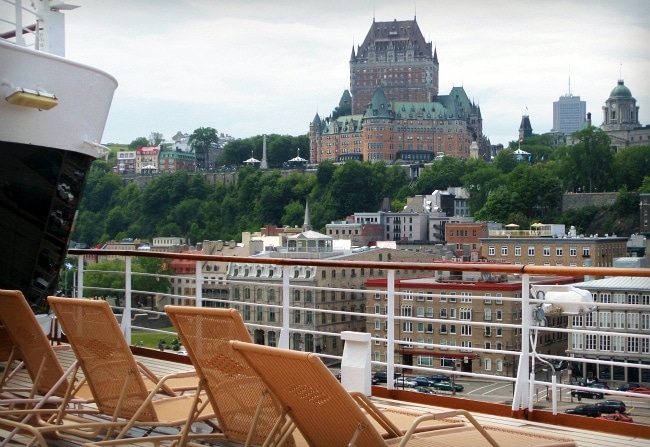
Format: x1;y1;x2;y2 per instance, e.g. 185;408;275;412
451;362;457;395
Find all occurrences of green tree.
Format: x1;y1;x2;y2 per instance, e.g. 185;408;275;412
461;158;505;215
640;176;650;193
557;127;614;193
189;127;219;169
128;137;149;150
413;156;465;194
613;145;650;191
493;149;518;174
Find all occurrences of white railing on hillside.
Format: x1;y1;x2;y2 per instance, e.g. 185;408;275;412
68;249;650;416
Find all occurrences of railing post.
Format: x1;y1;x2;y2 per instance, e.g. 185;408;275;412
76;255;84;298
278;265;291;349
386;269;395;390
512;273;531;412
341;331;372;396
195;260;203;307
121;256;132;344
14;0;26;47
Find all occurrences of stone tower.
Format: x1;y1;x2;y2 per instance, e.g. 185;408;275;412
601;79;640;131
350;17;438;114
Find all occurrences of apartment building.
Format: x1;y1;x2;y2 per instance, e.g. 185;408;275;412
364;271;579;376
224;230;441;357
481;224;628;267
568;276;650;385
445;222;489;261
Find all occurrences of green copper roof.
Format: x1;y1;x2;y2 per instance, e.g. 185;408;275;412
609;80;632;98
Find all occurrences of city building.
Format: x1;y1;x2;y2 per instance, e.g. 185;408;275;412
135;146;160;174
364;270;579;376
600;79;650;151
158;149;196;173
115;151;136;174
310;17;484;164
568;276;650;385
349;17;438;115
445;222;490;261
553;93;586;135
481;224;628;268
518;114;533;140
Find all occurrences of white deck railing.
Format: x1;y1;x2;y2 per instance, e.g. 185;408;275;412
68;249;650;417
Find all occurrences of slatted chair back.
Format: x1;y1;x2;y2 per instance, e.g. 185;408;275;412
166;305;294;446
0;289;68;397
48;297;157;422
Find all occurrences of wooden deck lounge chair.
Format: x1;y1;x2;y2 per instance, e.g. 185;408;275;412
0;290;92;411
231;341;578;447
47;296;221;445
0;290;105;446
165;305;295;447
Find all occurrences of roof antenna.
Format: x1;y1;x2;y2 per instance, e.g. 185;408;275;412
568;65;571;96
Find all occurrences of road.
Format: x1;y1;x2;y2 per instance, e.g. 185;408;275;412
385;378;650;425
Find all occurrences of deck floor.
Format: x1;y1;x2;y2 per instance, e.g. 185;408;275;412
1;347;646;446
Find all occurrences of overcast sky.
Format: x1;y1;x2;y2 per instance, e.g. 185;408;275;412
59;0;649;147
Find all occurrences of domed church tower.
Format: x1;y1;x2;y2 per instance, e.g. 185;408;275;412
601;79;640;131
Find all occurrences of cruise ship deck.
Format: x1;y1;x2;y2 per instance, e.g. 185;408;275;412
1;348;647;446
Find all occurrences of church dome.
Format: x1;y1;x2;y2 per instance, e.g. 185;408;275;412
609;80;632;98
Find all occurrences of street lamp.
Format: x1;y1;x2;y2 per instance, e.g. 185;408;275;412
526;284;594;414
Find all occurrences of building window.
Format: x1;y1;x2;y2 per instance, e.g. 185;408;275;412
543;246;550;256
514;246;521;256
488;246;495;256
556;247;563;256
528;246;535;256
501;246;508;256
570;246;577;256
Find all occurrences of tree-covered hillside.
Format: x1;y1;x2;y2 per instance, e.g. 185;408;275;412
72;128;650;247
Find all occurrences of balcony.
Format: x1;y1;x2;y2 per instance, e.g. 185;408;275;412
52;249;650;444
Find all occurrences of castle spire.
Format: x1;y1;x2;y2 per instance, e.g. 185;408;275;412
303;199;312;232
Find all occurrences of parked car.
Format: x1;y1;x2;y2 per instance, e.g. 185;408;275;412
373;371;401;384
595;400;626;414
432;381;464;392
565;404;601;417
426;373;451;383
597;413;633;423
589;382;610;391
394;377;417;388
627;386;650;395
411;376;436;387
571;384;605;399
373;371;388;383
413;386;435;394
616;383;640;391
